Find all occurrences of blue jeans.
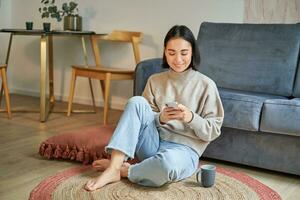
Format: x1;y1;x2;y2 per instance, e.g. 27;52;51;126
105;96;199;187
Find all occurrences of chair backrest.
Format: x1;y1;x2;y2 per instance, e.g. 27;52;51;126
91;30;143;67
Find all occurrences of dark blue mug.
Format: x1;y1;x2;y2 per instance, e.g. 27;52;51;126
196;164;216;187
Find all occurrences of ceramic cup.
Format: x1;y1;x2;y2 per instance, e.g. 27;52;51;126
196;164;216;187
26;22;33;30
43;22;51;32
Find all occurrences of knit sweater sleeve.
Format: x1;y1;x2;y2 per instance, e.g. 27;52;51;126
142;78;160;113
188;82;224;142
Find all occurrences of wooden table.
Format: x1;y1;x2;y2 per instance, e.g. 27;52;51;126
0;29;97;122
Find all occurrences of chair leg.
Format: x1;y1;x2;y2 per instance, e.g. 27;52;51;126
67;69;77;116
103;73;111;125
0;84;3;107
1;68;11;119
99;79;105;106
88;78;96;112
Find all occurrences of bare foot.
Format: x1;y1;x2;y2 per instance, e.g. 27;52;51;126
92;159;110;171
93;159;131;176
120;162;130;178
85;167;121;191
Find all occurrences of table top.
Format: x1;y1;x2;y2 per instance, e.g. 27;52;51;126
0;29;97;35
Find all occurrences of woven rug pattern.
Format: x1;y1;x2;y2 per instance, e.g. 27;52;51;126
30;166;281;200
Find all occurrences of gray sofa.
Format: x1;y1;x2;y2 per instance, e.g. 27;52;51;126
134;22;300;176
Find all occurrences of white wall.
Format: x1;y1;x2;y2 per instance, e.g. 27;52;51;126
0;0;11;61
0;0;244;109
245;0;300;23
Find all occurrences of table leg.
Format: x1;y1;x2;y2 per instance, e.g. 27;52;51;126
40;35;49;122
5;33;13;65
48;35;55;111
0;33;13;106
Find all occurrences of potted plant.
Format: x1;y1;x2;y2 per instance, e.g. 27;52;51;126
39;0;82;31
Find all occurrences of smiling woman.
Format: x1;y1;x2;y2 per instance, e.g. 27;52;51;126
84;25;224;191
164;38;192;73
162;25;200;71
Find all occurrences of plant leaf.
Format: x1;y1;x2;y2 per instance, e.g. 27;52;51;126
42;12;49;18
62;3;68;10
70;2;78;10
48;6;57;12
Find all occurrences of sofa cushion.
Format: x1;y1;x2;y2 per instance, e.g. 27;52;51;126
197;22;300;96
219;88;285;131
293;63;300;97
260;98;300;136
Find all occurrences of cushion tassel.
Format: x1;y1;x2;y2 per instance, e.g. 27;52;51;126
62;145;70;159
44;144;53;159
76;148;84;162
83;148;90;165
92;151;97;161
39;143;46;155
69;145;78;160
53;145;63;158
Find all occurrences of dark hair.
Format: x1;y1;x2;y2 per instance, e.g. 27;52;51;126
162;25;200;70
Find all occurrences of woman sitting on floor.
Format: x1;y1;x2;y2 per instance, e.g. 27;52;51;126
85;25;224;191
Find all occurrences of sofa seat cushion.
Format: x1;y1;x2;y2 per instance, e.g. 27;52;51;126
219;88;285;131
261;98;300;136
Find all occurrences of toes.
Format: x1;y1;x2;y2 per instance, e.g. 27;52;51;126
92;164;100;168
92;161;100;167
85;180;94;191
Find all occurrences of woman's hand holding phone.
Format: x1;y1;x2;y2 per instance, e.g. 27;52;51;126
160;102;193;124
165;102;179;108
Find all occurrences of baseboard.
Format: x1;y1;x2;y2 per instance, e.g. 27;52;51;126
10;87;127;110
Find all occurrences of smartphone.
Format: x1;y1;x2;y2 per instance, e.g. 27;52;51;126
165;102;178;108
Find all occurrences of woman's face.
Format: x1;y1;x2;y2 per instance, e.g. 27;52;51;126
165;37;192;73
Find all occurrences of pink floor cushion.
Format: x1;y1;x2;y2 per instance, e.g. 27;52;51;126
39;125;115;164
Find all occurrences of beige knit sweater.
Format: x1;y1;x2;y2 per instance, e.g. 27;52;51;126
142;68;224;156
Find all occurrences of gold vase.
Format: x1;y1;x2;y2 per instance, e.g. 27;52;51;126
63;15;82;31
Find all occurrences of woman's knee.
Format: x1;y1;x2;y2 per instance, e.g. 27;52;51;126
125;96;151;113
127;96;148;107
144;158;176;187
129;159;174;187
153;151;196;185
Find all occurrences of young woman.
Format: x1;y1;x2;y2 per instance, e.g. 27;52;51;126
85;25;224;191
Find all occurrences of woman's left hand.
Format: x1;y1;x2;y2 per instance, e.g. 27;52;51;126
177;104;193;123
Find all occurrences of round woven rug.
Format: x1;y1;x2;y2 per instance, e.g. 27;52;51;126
29;165;281;200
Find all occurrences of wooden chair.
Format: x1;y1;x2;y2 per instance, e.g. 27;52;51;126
0;64;12;118
67;30;143;124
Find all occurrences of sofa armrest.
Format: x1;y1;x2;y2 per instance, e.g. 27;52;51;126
134;58;165;96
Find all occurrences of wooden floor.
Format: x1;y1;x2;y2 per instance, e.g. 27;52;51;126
0;94;299;200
